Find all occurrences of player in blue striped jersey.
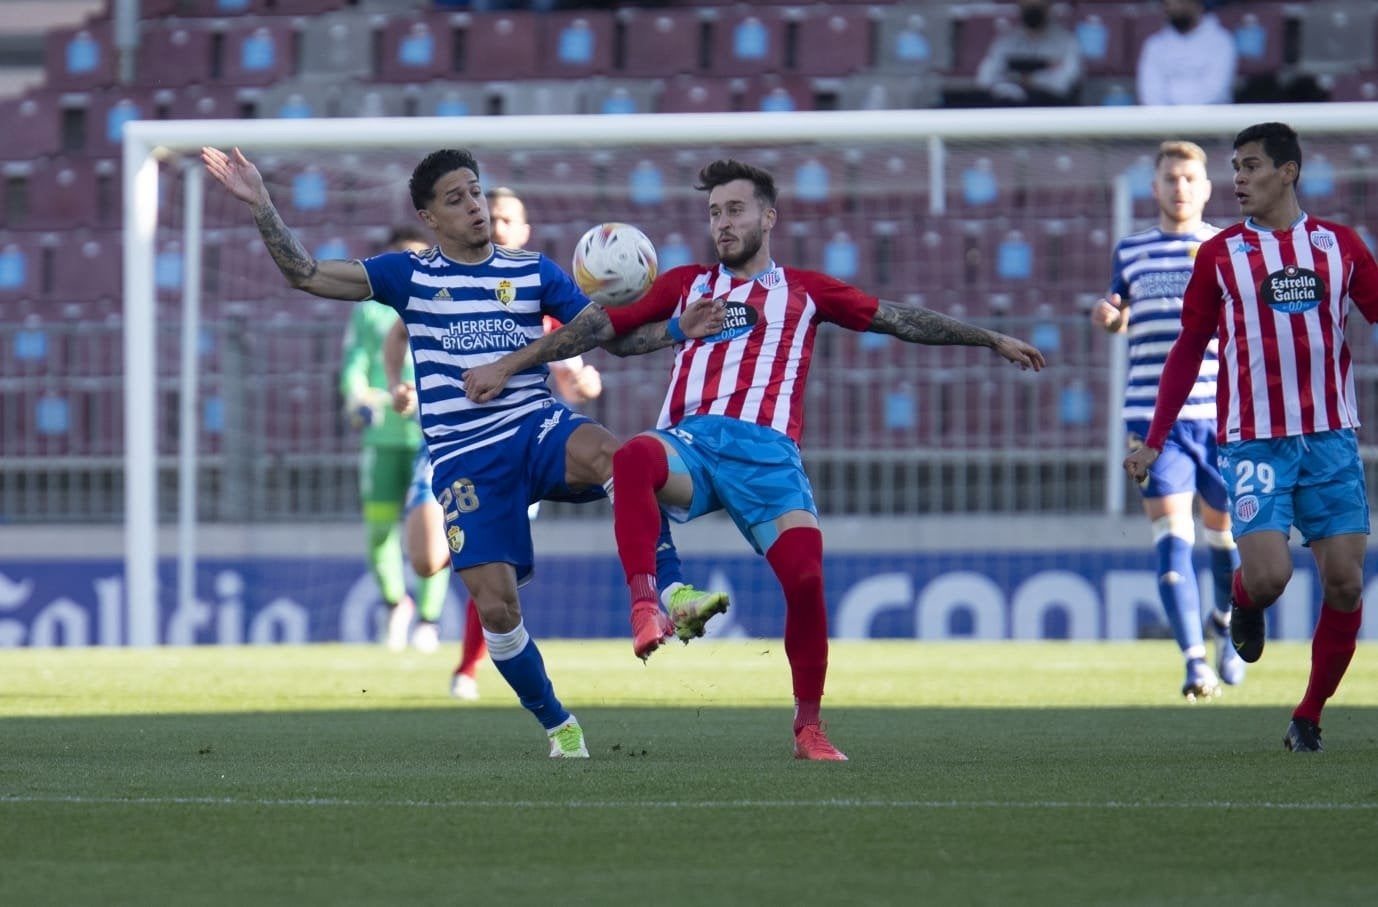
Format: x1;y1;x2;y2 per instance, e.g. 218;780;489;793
1091;140;1245;701
202;146;724;757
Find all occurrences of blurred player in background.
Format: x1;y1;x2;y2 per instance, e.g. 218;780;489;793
203;145;720;757
339;224;448;654
1091;140;1244;702
464;159;1045;761
1125;122;1378;752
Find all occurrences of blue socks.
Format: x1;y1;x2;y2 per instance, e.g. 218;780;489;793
1208;542;1239;624
655;511;684;594
1156;533;1206;658
485;622;569;730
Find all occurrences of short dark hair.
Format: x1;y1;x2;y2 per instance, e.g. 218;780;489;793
384;224;429;251
409;149;481;210
1233;122;1302;177
695;159;777;209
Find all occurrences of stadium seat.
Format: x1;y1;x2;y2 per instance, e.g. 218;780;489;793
657;75;738;114
1297;1;1377;75
949;6;1012;78
537;11;616;78
737;74;816;113
0;233;39;300
836;73;934;111
1;93;62;159
44;230;121;302
254;82;338;119
134;22;216;87
1219;4;1288;75
375;13;454;83
455;11;541;81
161;83;260;120
790;6;871;76
1073;9;1131;77
706;5;788;77
613;7;704;77
335;84;410;118
298;13;376;80
584;78;659;116
1326;71;1378;102
872;4;952;74
488;80;587;116
81;88;154;158
408;81;489;117
220;20;299;87
9;158;117;231
44;22;115;90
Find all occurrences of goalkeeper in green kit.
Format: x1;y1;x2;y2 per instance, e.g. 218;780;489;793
339;225;449;653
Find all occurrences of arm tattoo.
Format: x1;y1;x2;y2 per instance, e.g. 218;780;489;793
252;203;318;286
869;299;996;348
603;322;673;357
525;306;614;365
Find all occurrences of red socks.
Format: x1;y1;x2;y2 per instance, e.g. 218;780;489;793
1294;602;1362;724
613;435;669;602
456;597;486;677
1231;569;1256;609
765;526;828;732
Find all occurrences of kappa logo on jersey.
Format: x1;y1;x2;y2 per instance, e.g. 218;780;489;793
1310;230;1336;252
703;300;759;343
434;287;452;301
447;525;466;553
667;427;694;446
691;280;712;298
495;280;515;306
1260;265;1325;314
1233;240;1257;255
536;409;563;443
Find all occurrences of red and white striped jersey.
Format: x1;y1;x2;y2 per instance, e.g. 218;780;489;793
605;263;879;442
1180;215;1378;443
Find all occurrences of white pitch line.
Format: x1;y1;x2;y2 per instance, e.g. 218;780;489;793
1;795;1374;811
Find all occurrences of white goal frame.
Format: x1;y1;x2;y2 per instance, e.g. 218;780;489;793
123;103;1378;645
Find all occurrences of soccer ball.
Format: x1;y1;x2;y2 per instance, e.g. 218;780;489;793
571;222;658;306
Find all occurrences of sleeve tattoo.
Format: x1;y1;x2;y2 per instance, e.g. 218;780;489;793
869;299;996;348
252;203;318;285
603;322;674;357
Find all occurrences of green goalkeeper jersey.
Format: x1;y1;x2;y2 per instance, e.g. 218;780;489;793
340;300;422;449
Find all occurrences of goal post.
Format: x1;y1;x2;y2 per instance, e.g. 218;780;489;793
123;103;1378;645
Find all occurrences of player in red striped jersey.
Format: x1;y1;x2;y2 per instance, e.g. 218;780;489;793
465;159;1045;760
1125;122;1378;752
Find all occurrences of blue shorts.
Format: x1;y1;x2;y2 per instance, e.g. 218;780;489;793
1217;429;1370;544
1126;418;1229;511
432;401;602;583
406;446;541;521
656;414;817;555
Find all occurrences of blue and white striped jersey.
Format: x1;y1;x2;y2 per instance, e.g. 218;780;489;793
1109;225;1220;423
362;244;591;469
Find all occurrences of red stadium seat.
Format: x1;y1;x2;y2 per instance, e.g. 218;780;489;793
657;75;738;114
455;11;541;81
737;73;816;113
7;158;118;231
134;21;216;87
1216;3;1287;75
537;10;616;78
1073;8;1132;77
1;93;62;159
44;229;122;303
790;6;871;77
614;7;704;78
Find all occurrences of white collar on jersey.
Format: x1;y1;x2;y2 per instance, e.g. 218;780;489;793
1244;212;1307;234
724;259;778;283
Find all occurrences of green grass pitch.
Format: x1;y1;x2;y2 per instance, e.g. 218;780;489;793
2;641;1376;906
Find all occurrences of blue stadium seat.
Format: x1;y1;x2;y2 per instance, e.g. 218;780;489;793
707;6;788;77
0;234;38;300
872;5;951;74
298;13;376;79
221;21;299;86
538;11;616;78
1218;4;1287;75
1074;9;1131;77
45;23;114;90
657;75;738;114
376;13;453;83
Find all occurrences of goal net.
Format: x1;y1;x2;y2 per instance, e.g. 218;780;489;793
118;105;1378;646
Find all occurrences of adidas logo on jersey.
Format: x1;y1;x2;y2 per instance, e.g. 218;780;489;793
434;287;452;300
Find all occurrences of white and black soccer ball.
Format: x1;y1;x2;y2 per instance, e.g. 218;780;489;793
571;222;658;306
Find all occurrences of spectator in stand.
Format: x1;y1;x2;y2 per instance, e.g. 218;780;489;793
971;0;1082;107
1137;0;1237;106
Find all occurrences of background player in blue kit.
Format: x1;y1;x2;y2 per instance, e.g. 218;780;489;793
1091;140;1244;701
202;145;723;757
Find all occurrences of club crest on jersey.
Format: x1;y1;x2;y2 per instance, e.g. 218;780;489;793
447;525;466;553
758;269;782;288
1234;494;1260;524
495;280;515;306
1310;230;1336;252
703;300;759;343
1260;265;1325;314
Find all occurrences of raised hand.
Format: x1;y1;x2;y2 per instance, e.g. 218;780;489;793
201;146;268;207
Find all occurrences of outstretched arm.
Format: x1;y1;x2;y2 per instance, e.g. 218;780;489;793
384;318;416;416
464;297;725;403
201;146;371;301
869;298;1045;370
